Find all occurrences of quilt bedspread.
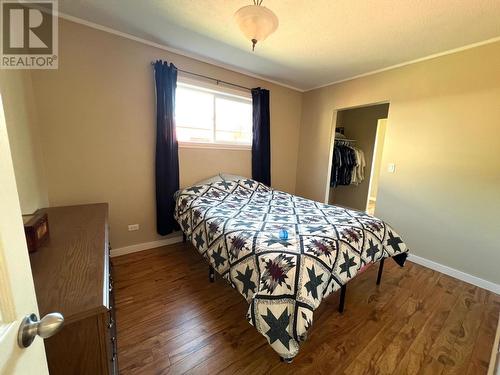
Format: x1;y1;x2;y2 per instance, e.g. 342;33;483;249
174;178;408;359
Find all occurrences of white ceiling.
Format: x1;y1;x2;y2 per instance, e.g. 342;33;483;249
59;0;500;91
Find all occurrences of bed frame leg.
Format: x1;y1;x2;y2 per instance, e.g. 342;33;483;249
182;233;186;243
339;284;346;313
209;265;215;283
376;258;385;285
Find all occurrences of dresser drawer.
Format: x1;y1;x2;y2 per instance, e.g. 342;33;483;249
107;258;119;374
46;315;105;375
108;322;118;374
104;310;118;373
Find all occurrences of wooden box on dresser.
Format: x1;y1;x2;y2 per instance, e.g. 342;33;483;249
29;204;118;374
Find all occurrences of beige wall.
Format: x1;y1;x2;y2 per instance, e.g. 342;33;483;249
296;41;500;284
329;103;388;210
30;19;302;249
179;147;250;188
0;70;48;214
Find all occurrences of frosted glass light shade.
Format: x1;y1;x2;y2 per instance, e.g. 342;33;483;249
234;5;278;49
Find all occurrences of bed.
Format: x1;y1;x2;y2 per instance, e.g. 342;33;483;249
174;177;409;361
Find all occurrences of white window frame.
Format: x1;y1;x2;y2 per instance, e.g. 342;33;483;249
176;77;253;150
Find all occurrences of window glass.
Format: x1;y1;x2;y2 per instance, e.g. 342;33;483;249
175;83;252;146
215;97;252;144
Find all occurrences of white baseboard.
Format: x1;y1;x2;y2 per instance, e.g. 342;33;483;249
110;235;183;257
408;254;500;295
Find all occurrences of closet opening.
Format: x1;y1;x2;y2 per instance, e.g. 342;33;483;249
326;102;390;215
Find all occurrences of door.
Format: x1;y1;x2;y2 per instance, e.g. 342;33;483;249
0;93;49;373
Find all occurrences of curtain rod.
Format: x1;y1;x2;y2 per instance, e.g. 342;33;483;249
151;62;252;91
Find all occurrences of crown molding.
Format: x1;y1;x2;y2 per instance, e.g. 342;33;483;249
56;11;305;93
306;35;500;92
55;11;500;94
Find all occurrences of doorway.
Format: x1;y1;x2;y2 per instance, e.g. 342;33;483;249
327;103;389;215
366;118;388;214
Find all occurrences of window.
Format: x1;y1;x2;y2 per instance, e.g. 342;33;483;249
175;82;252;148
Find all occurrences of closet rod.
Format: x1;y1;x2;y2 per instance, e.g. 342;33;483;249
151;62;252;91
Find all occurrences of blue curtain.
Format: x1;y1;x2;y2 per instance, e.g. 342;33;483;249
154;60;179;235
251;87;271;186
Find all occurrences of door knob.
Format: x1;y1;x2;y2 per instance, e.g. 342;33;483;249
17;312;64;348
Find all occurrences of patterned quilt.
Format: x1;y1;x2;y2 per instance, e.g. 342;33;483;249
174;178;408;359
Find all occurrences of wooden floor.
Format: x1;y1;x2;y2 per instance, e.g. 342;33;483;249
113;243;500;375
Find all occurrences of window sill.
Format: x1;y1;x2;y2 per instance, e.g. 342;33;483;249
178;141;252;151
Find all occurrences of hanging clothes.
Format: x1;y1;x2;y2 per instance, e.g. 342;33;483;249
330;142;366;187
350;147;366;186
350;147;359;185
330;144;357;187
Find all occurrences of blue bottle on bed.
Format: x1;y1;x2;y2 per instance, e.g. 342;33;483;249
279;228;288;240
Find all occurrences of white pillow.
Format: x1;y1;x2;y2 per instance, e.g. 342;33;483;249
193;175;224;185
219;173;248;181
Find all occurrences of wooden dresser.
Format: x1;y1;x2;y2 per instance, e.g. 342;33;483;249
29;204;118;374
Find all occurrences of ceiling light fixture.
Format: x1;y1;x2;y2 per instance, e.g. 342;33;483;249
234;0;279;51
